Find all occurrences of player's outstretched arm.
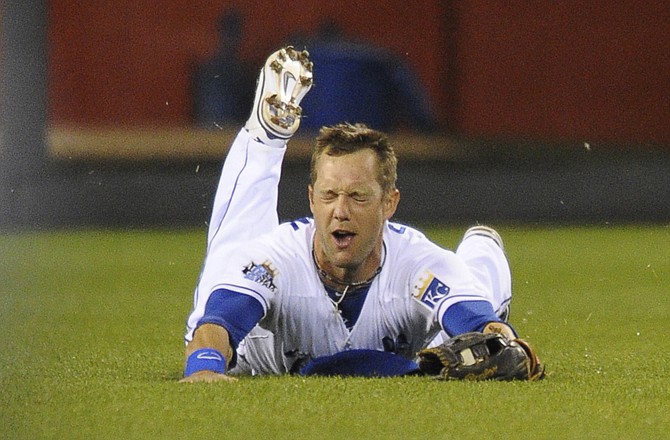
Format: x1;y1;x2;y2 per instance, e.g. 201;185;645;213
179;323;237;383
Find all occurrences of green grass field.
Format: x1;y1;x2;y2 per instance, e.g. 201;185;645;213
1;224;669;439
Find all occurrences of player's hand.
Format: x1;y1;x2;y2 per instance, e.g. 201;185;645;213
179;370;238;383
482;321;517;340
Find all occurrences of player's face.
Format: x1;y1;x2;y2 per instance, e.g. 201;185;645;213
309;148;399;281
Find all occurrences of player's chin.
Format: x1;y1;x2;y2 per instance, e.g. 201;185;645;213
328;248;361;269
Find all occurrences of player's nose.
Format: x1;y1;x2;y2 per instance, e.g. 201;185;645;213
332;195;351;221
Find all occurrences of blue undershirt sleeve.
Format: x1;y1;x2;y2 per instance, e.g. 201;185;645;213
441;300;512;336
197;288;265;349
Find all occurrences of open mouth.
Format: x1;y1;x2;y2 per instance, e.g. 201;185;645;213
332;230;356;248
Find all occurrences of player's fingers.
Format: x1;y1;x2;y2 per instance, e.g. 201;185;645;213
482;321;516;340
178;371;238;383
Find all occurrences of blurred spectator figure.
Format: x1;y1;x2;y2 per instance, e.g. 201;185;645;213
191;9;255;127
299;21;437;132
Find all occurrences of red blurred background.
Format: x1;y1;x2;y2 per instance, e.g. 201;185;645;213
48;0;670;145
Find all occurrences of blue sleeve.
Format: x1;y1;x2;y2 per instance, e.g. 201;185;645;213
441;300;514;336
197;288;265;349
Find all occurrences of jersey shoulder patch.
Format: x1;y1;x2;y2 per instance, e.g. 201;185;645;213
242;261;278;293
412;270;451;309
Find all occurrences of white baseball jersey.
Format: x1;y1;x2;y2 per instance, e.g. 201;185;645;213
185;129;512;375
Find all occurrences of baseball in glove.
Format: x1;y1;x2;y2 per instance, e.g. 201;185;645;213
417;332;545;381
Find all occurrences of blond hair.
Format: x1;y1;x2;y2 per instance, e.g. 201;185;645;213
310;123;398;196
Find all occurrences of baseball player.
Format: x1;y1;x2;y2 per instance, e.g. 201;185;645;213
181;47;524;383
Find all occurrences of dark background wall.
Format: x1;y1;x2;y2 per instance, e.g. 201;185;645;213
2;0;669;229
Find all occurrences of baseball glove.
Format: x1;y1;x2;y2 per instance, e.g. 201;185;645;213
417;332;545;381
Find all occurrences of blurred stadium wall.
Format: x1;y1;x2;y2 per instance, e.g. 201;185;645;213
1;0;669;229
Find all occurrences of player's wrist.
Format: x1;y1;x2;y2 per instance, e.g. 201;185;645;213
184;348;227;377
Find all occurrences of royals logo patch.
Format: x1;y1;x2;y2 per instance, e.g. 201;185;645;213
412;270;450;309
242;261;278;293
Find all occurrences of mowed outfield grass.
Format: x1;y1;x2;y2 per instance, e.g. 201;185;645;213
1;224;669;439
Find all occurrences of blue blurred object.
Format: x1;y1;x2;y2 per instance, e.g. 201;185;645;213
298;349;420;377
301;44;393;130
299;39;436;132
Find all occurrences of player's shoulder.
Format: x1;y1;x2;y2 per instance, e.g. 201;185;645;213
384;221;430;245
384;221;457;261
271;217;315;249
240;217;312;252
234;218;312;273
282;216;315;231
278;216;315;238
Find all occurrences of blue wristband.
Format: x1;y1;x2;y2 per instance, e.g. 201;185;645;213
184;348;227;377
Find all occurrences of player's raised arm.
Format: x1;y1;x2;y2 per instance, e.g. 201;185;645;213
180;46;313;382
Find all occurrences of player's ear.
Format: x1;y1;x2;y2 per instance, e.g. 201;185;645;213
308;185;315;213
384;189;400;220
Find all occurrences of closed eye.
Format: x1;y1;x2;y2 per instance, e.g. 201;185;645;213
317;189;372;203
318;190;338;201
351;194;370;202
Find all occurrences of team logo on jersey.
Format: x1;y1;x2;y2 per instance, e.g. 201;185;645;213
242;261;277;293
412;270;450;309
